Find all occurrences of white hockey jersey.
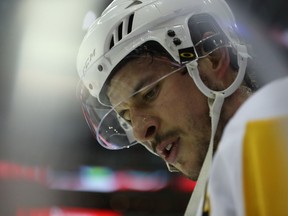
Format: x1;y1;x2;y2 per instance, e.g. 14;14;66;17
196;77;288;216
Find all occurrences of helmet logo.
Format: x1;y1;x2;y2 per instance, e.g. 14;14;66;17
83;48;96;75
179;47;197;64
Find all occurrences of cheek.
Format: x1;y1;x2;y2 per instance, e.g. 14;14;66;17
156;78;209;130
173;78;208;116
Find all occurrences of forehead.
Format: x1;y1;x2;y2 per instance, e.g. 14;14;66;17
107;56;174;105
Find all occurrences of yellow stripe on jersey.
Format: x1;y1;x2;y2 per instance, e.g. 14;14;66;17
243;117;288;216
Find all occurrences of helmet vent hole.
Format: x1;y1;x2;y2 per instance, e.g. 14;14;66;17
118;22;123;41
126;1;142;9
108;13;135;50
109;36;115;49
127;13;134;34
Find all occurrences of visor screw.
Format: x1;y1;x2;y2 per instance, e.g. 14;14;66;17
173;38;182;46
167;30;176;37
98;64;103;72
89;83;93;90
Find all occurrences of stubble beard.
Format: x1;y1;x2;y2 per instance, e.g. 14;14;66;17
184;107;226;181
180;112;211;181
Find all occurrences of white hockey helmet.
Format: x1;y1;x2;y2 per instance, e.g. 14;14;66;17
77;0;249;151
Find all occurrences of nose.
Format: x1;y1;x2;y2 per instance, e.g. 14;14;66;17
131;110;159;142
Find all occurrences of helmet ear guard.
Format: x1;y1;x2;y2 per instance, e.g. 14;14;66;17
178;13;230;64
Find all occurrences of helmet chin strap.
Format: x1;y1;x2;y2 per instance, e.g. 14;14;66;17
184;90;224;216
184;44;249;216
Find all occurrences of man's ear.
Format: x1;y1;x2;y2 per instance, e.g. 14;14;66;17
208;46;230;79
201;32;230;82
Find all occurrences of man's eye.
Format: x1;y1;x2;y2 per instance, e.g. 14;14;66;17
143;84;160;101
119;110;131;124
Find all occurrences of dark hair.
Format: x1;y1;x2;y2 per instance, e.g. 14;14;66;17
113;41;175;73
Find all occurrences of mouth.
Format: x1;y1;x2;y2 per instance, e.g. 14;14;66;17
156;137;180;164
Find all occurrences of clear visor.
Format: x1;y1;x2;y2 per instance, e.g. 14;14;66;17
78;32;231;151
78;84;134;150
78;57;185;150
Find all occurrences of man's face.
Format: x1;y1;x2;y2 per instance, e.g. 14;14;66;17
107;56;211;180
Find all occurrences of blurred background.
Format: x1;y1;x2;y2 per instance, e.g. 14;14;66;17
0;0;287;215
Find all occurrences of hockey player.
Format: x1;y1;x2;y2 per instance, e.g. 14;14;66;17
77;0;288;215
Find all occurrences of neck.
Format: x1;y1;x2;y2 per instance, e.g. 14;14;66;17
214;84;252;149
223;84;252;120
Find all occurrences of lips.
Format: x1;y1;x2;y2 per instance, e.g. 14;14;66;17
156;137;180;164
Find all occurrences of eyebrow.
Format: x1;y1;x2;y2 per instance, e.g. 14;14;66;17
133;75;155;94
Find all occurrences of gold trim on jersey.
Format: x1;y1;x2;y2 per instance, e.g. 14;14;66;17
243;116;288;216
